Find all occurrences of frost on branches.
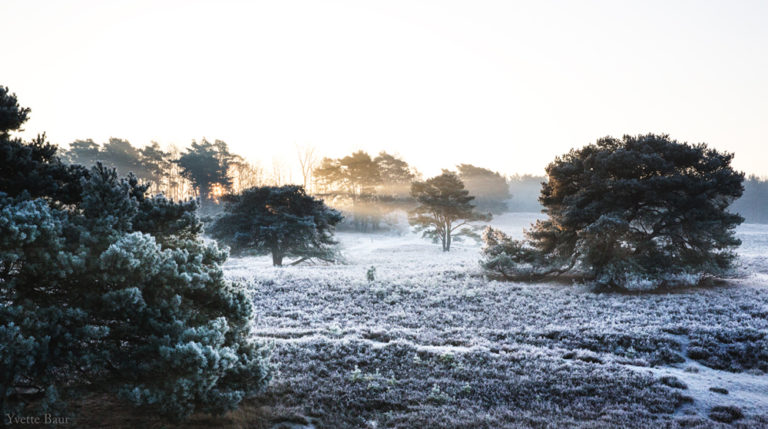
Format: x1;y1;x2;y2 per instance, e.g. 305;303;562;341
0;87;271;421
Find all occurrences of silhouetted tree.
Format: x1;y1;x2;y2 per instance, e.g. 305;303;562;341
164;143;196;201
314;150;418;232
0;87;85;204
313;157;344;194
101;137;142;175
176;138;233;204
63;138;101;165
137;141;171;191
0;86;29;136
340;150;380;195
63;138;161;192
409;171;491;251
212;186;343;266
482;134;744;290
375;151;415;198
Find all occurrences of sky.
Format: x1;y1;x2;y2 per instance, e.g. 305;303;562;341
2;0;767;178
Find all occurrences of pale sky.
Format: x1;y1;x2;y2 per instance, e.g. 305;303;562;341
2;0;767;177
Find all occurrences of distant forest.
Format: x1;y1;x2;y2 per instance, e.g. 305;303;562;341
60;139;768;225
731;176;768;224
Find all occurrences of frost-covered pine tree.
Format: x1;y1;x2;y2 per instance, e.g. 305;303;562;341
481;134;744;290
0;86;271;420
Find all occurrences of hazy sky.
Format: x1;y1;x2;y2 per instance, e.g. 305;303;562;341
3;0;767;177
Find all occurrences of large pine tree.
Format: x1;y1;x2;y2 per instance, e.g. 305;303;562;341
482;134;744;289
0;87;270;420
211;185;343;266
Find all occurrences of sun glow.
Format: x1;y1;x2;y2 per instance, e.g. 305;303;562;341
1;0;767;177
210;183;227;203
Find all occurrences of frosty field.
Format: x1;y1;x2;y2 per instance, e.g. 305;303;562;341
223;213;768;428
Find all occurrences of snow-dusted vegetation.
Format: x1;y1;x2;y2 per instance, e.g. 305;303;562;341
225;213;768;427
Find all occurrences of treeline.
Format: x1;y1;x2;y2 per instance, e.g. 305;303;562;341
731;175;768;224
60;139;768;225
313;150;417;232
312;151;513;231
62;139;521;232
62;138;264;204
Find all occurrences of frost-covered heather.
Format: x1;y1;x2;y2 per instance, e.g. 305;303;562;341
224;213;768;428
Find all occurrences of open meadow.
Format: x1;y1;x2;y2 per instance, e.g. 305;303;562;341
4;2;768;427
216;213;768;428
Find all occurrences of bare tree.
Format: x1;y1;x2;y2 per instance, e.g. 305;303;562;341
229;154;265;193
271;157;290;186
296;144;317;193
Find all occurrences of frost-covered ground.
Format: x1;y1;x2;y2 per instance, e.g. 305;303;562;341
225;213;768;428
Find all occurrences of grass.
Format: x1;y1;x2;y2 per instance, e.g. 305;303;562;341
58;218;768;427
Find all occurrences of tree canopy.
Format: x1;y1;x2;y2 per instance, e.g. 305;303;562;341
0;86;30;135
314;150;417;232
374;151;416;196
175;138;233;205
409;171;491;251
482;134;744;290
0;87;271;420
211;185;343;266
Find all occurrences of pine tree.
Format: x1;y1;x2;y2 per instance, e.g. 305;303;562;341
409;171;491;251
62;139;101;165
0;87;271;420
211;185;343;266
176;138;233;205
374;151;416;198
481;134;744;289
0;86;29;136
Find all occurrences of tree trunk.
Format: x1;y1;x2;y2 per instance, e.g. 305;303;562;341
445;228;451;252
199;184;210;204
272;252;283;266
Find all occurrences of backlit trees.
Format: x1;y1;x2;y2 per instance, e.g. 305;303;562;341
482;134;744;290
409;171;491;251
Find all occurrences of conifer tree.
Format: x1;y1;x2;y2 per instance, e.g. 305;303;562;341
409;171;491;251
176;138;233;204
211;185;343;266
0;87;271;420
481;134;744;289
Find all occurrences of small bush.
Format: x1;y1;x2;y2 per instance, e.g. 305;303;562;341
709;405;743;423
659;376;687;390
